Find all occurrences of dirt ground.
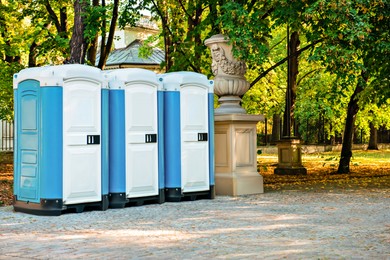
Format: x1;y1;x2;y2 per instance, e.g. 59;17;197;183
1;150;390;206
259;150;390;192
0;152;13;206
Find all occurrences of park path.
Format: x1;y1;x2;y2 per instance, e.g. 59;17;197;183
0;189;389;259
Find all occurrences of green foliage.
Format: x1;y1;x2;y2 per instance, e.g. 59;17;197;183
84;4;107;44
355;99;390;141
217;1;272;67
294;65;353;142
0;61;24;121
138;34;160;59
21;0;72;65
118;0;142;29
0;0;389;141
0;0;28;61
122;0;222;73
242;25;286;116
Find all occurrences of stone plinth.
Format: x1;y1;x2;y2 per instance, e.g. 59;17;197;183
214;114;264;196
274;138;307;175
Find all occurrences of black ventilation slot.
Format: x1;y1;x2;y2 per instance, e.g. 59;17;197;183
145;134;157;143
198;133;208;142
87;135;100;145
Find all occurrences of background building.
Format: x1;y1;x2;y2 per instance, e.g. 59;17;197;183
100;16;164;71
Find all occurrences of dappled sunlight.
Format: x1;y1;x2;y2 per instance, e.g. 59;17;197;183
0;190;388;259
0;227;202;249
0;221;30;227
199;223;309;233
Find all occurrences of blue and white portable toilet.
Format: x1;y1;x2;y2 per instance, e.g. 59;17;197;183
13;64;109;216
107;68;164;208
162;72;214;202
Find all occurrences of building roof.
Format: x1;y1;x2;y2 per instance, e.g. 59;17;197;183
99;40;164;69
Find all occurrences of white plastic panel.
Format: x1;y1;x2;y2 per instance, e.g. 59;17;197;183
14;65;106;89
125;83;159;198
126;144;158;196
63;79;101;205
180;84;209;192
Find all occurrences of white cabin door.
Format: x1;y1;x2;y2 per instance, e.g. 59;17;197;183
63;79;101;205
180;84;209;192
125;83;158;198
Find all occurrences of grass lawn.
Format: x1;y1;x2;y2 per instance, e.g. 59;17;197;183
1;150;390;206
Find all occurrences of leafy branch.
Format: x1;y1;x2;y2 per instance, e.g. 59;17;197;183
249;39;323;89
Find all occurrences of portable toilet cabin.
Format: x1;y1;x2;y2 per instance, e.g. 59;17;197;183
161;72;214;202
13;64;109;216
106;68;164;208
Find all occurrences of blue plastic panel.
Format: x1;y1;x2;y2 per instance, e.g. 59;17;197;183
13;89;19;197
15;80;40;202
101;89;110;195
164;91;181;188
40;87;63;199
208;93;215;186
157;91;165;190
109;89;126;193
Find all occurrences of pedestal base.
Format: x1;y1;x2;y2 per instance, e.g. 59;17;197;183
215;96;246;115
215;114;265;196
274;138;307;175
215;172;264;196
274;167;307;175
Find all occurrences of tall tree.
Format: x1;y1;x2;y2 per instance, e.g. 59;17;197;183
86;0;100;66
0;0;25;120
22;0;71;66
368;122;378;150
69;0;88;64
338;72;369;173
270;0;389;173
283;30;300;137
96;0;119;69
122;0;222;72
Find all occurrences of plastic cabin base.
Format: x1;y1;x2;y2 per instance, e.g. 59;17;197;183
109;190;165;208
165;185;215;202
13;195;109;216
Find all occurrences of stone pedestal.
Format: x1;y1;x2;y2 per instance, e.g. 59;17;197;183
205;34;265;195
274;138;307;175
214;114;264;196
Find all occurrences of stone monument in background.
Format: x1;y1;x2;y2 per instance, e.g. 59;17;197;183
205;34;264;196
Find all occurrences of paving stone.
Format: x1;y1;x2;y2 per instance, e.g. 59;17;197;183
0;190;389;259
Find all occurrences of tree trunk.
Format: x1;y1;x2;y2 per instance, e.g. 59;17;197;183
271;114;281;144
69;0;88;64
28;41;38;67
283;31;300;137
60;7;68;35
185;1;203;72
162;7;172;72
368;122;378;150
28;23;52;67
337;72;368;173
290;31;300;136
87;34;99;66
97;0;119;69
87;0;100;66
44;0;68;39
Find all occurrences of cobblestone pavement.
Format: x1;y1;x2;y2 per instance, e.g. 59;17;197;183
1;189;389;259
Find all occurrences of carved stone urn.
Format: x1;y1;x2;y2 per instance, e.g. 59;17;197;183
205;34;250;115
